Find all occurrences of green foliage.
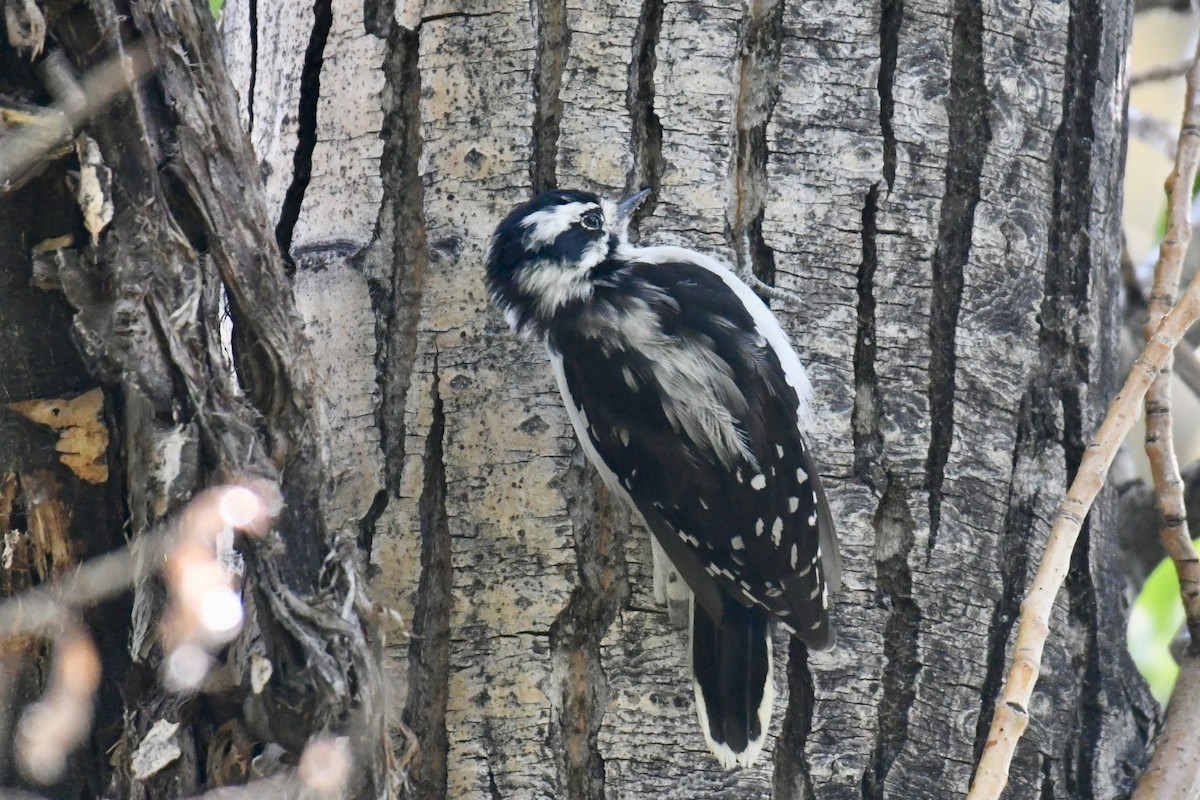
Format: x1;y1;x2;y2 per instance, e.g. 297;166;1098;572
210;0;222;16
1127;545;1197;704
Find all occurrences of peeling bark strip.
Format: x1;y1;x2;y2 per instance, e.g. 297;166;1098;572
626;0;665;213
404;366;452;800
275;0;333;263
532;0;570;192
548;454;629;800
925;0;990;554
728;0;783;286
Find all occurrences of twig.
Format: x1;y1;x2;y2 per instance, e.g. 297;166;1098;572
967;38;1200;797
1128;43;1200;800
1140;39;1200;639
1129;106;1180;161
1121;253;1200;401
0;44;152;194
1132;57;1195;87
1173;339;1200;400
1132;646;1200;799
0;539;165;639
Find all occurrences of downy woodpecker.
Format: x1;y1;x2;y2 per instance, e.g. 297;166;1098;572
485;188;841;769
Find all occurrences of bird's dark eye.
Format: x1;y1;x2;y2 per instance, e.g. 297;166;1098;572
580;210;603;231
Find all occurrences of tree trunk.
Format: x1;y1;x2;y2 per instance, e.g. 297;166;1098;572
0;0;1157;796
1;1;386;797
217;0;1156;796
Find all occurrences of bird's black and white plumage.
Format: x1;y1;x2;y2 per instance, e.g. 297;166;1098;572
485;188;841;769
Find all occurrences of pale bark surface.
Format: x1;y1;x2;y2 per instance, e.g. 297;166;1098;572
206;0;1152;797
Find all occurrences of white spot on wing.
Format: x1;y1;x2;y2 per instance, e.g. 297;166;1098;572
771;517;783;546
808;511;818;526
789;496;799;513
796;467;808;484
755;518;764;537
776;444;785;458
751;474;766;490
790;544;799;569
731;535;745;550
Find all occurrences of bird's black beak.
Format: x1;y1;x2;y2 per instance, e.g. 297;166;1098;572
616;189;651;226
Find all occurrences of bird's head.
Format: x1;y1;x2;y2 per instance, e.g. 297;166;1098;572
485;188;650;336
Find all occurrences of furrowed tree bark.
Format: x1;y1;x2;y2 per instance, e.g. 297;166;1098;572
215;0;1155;797
0;0;1158;796
0;1;386;797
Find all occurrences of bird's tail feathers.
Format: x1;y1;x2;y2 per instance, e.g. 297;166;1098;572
690;596;774;769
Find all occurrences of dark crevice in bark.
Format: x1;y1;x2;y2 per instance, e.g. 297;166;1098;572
531;0;569;193
486;760;503;800
1046;0;1106;788
274;0;333;267
401;359;451;800
854;184;884;489
548;450;629;800
1065;528;1101;800
1047;0;1097;491
626;0;665;227
774;638;816;799
925;0;990;557
863;479;920;800
367;18;425;547
247;0;258;135
358;488;388;562
728;0;784;287
1040;755;1057;799
972;388;1038;766
877;0;901;190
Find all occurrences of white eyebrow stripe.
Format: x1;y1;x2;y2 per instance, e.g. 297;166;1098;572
520;201;598;246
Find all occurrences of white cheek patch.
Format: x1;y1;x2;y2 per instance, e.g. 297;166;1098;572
520;201;598;247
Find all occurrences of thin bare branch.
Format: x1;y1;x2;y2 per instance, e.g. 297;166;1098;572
1132;647;1200;799
0;44;151;194
1140;35;1200;638
968;38;1200;799
1129;106;1180;161
1132;57;1195;87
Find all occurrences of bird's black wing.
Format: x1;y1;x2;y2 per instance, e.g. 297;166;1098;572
549;252;837;648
